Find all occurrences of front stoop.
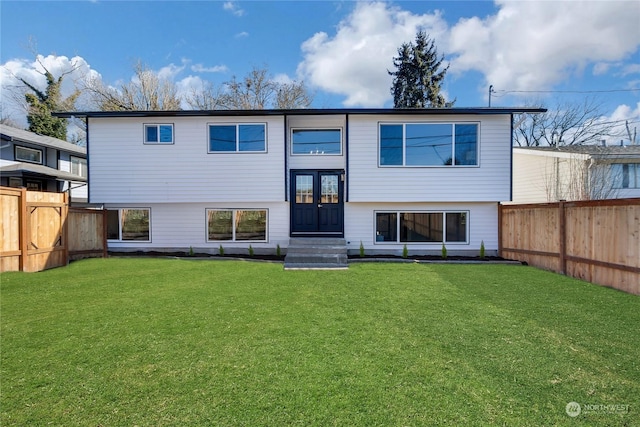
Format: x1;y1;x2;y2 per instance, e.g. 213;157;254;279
284;237;349;270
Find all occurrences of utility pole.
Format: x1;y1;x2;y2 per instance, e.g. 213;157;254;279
488;85;493;107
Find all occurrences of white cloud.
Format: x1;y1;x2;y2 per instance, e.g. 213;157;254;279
621;64;640;77
191;63;229;73
297;1;640;107
448;0;640;93
157;61;187;81
1;54;100;126
297;2;448;107
223;1;244;17
235;31;249;38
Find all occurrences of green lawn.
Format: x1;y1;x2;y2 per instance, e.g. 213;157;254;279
1;259;638;426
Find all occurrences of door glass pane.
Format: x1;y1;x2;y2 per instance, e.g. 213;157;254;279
321;175;339;203
295;175;314;203
208;210;233;240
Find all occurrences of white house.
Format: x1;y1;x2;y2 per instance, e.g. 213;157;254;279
54;108;543;256
513;145;640;203
0;124;88;204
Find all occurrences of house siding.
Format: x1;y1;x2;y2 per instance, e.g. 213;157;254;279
348;114;512;202
81;111;521;254
89;116;285;204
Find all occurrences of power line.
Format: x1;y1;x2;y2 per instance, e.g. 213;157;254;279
495;88;639;95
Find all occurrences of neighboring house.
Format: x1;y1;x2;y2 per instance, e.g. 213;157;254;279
53;108;543;255
0;124;88;204
513;145;640;203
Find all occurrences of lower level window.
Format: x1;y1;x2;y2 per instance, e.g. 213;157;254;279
207;209;267;241
376;211;467;243
107;208;150;241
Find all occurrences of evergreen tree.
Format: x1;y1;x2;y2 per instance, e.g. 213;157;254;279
389;31;454;108
19;66;79;140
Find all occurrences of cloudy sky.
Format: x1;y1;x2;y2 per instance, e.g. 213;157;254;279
1;0;639;140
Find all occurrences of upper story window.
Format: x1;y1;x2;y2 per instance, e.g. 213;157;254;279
291;129;342;155
70;156;87;178
611;163;640;189
208;124;266;153
15;145;43;164
144;124;174;144
379;123;478;167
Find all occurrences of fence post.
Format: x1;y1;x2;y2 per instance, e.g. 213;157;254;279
102;208;108;258
559;200;566;274
18;188;28;272
497;203;503;258
62;192;69;266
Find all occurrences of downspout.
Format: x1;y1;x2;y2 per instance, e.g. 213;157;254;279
345;113;349;202
85;117;91;204
283;114;288;202
509;113;513;202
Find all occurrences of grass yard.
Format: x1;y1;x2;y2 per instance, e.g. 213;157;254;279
1;259;638;426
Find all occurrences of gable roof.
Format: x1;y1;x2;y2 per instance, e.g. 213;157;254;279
52;107;546;119
0;124;86;156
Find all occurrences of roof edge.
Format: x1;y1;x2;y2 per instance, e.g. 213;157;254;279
53;107;547;119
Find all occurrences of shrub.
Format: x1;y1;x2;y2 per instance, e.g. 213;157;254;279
276;244;281;257
249;245;254;257
219;245;224;256
480;240;485;259
402;244;408;259
359;241;365;258
441;243;448;259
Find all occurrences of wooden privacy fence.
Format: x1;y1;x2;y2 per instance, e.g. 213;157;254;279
0;187;106;272
499;198;640;295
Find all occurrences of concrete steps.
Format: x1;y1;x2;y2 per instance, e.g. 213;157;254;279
284;237;348;270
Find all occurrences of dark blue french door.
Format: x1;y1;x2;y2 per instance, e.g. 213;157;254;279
290;170;344;235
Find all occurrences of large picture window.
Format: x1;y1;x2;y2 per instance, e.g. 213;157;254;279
375;211;468;243
15;145;43;164
379;123;478;166
207;209;267;241
106;208;150;241
144;124;174;144
209;124;266;152
291;129;342;155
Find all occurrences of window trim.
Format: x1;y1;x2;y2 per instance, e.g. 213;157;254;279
15;145;43;164
378;122;480;168
106;208;151;242
207;123;267;153
374;210;470;244
206;208;269;242
290;127;343;156
143;123;174;145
